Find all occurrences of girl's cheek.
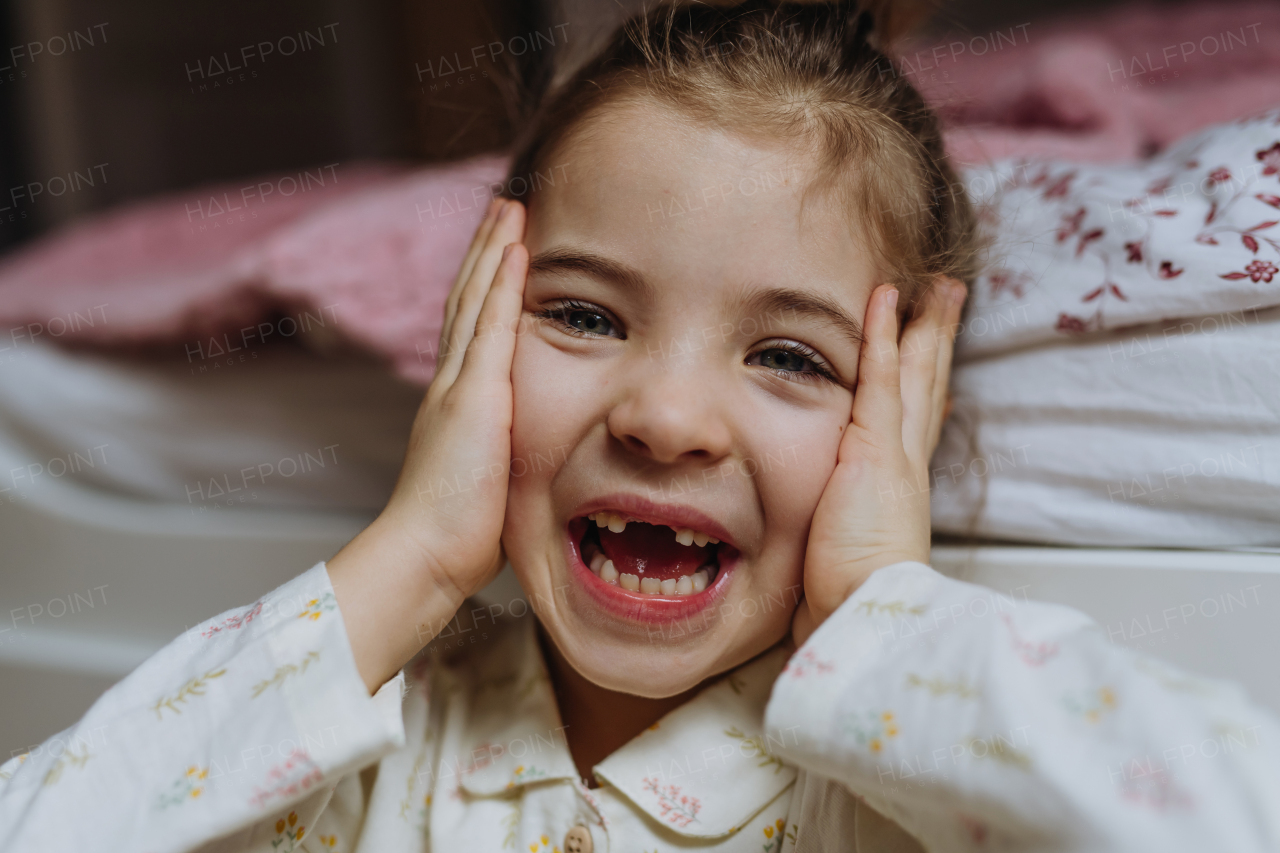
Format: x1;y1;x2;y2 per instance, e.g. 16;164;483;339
506;329;551;533
510;328;583;463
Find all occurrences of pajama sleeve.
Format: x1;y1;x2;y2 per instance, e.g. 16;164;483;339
0;562;408;853
764;561;1280;853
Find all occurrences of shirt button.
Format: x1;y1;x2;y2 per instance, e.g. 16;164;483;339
564;825;593;853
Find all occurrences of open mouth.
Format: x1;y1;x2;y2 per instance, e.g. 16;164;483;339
577;511;724;596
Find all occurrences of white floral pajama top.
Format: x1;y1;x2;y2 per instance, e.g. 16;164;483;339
1;560;1276;852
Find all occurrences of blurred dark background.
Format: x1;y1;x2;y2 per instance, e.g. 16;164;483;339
0;0;1173;256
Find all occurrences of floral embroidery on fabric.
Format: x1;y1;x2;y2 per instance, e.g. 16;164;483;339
297;592;337;621
270;811;306;852
843;710;899;754
1221;258;1278;282
152;668;228;719
1115;761;1195;812
782;649;834;678
316;835;339;850
250;650;320;698
500;801;520;848
855;599;927;617
0;753;29;781
41;746;92;786
905;673;978;699
505;764;548;789
573;780;609;830
1001;614;1059;666
724;727;786;773
762;817;788;852
1257;141;1280;177
527;834;561;853
155;765;209;809
1062;686;1117;723
964;736;1032;771
398;747;430;829
641;777;701;827
249;752;324;809
1134;658;1215;695
201;601;264;639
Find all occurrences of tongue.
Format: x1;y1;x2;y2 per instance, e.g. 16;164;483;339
597;523;712;580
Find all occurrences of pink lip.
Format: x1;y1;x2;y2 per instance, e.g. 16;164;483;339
564;515;739;625
569;492;739;550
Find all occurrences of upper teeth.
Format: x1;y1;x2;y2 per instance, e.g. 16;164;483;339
587;512;720;546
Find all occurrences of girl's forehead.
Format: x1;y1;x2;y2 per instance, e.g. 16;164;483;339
526;100;877;303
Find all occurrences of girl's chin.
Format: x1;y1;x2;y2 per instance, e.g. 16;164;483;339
549;631;717;697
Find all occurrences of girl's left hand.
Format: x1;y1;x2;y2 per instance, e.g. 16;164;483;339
791;279;967;646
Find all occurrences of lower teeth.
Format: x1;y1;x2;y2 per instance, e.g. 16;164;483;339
582;540;714;595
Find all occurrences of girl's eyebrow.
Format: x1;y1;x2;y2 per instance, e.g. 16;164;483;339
734;288;866;349
528;248;655;301
528;247;865;348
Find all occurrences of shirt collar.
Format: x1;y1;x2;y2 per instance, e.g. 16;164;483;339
447;613;578;795
444;610;796;838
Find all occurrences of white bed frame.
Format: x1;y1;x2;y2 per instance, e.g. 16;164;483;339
3;478;1277;755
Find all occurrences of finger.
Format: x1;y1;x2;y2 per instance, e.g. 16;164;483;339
899;280;953;460
849;284;903;443
441;198;504;348
791;598;817;648
454;242;529;389
923;281;966;455
437;201;526;385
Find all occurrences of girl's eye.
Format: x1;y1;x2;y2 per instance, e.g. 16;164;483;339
534;300;622;338
747;341;838;384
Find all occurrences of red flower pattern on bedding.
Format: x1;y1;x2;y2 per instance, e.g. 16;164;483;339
967;112;1280;354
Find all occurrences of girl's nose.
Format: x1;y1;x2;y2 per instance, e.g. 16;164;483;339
606;370;733;465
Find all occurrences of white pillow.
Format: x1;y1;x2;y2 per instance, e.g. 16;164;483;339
931;109;1280;547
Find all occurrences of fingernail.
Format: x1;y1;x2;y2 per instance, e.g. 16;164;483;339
501;244;513;261
885;287;899;310
498;200;514;222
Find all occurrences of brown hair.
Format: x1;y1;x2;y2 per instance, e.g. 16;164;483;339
503;0;979;310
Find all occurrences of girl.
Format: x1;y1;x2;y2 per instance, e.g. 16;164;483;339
2;2;1276;851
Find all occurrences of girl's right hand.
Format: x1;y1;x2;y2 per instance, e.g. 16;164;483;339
327;197;529;692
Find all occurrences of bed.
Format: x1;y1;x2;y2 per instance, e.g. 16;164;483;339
1;334;1276;760
3;1;1279;763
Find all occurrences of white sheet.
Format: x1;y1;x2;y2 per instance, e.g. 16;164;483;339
0;339;421;514
930;304;1280;547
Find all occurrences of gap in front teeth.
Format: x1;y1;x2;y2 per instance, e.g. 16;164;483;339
581;536;711;595
587;511;720;545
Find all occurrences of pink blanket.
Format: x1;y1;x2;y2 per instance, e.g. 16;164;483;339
2;1;1277;385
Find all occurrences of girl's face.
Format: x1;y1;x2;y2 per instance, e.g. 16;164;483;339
504;99;880;698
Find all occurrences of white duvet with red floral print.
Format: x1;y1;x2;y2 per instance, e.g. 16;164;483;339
961;108;1280;356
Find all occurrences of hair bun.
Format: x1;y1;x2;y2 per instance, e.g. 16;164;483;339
845;0;934;48
851;8;876;47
